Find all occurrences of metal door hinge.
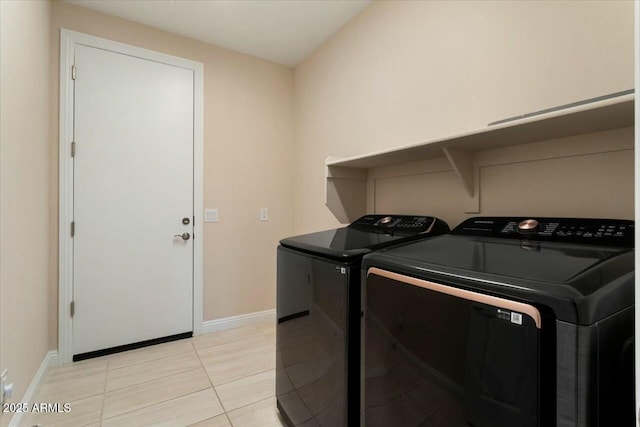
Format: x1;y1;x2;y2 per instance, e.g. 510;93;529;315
70;301;75;317
71;141;76;157
71;221;75;237
71;65;77;80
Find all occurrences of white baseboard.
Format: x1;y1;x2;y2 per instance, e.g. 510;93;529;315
8;350;58;427
199;309;275;335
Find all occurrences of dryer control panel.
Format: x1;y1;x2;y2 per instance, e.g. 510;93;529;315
452;217;634;248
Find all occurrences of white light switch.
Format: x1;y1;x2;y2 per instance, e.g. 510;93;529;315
260;208;269;221
205;208;219;223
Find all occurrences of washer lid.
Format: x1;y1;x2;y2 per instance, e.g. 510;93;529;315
377;235;628;284
280;215;449;261
279;226;414;260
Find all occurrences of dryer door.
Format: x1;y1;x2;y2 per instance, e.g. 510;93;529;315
363;268;541;427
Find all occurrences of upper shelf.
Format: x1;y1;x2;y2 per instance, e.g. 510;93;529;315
326;92;634;169
325;92;635;222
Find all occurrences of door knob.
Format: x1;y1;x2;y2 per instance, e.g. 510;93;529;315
174;232;190;240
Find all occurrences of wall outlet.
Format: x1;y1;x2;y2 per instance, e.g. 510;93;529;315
260;208;269;221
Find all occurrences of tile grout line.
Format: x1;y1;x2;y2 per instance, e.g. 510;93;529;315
190;338;238;426
193;339;229;417
204;344;275;388
199;347;273;368
100;359;109;424
104;358;202;393
227;323;278;424
36;382;107;405
193;330;279;426
105;388;218;426
226;396;281;425
100;366;210;423
25;359;109;425
210;366;275;388
212;369;278;419
105;345;195;371
102;387;213;423
192;325;269;356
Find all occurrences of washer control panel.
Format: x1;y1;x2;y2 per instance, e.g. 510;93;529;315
350;215;436;234
453;217;634;247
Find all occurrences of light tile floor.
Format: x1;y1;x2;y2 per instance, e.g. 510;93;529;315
25;321;287;427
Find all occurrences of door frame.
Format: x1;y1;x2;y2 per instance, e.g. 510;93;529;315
58;29;204;364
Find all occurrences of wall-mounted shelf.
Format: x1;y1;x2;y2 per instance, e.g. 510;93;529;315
326;93;635;222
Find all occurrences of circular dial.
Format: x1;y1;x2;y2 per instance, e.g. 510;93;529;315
518;219;539;232
379;216;394;225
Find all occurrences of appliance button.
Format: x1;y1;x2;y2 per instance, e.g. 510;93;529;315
378;216;393;225
518;219;539;233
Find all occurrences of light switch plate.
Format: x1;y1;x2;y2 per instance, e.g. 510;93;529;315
260;208;269;221
205;208;218;223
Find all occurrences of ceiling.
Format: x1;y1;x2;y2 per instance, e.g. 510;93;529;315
66;0;372;67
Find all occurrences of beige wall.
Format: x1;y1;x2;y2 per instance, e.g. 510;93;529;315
49;1;294;347
293;0;635;233
0;0;52;424
373;128;634;227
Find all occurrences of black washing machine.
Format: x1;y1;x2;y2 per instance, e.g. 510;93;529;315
276;214;449;427
362;217;634;427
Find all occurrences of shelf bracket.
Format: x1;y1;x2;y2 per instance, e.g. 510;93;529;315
443;147;479;213
325;158;368;223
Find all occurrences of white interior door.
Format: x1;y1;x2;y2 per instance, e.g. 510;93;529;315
72;44;194;357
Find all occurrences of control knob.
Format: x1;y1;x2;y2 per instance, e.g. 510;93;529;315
518;219;539;233
378;216;394;225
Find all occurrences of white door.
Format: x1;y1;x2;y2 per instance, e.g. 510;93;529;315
72;44;194;357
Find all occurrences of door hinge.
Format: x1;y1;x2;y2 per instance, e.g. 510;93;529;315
71;141;76;157
70;301;75;318
71;65;76;80
71;221;75;237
